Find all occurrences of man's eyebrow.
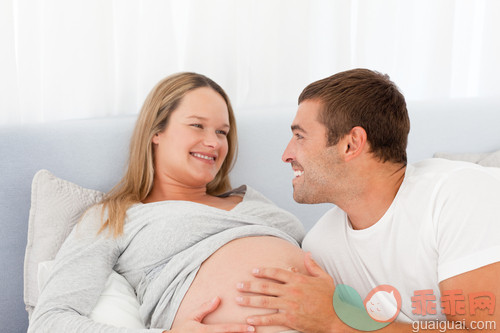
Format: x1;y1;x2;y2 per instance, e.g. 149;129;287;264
291;124;307;133
187;115;230;128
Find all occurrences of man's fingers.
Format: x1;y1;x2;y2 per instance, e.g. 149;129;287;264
245;312;286;327
236;280;284;296
235;295;286;309
192;297;221;322
209;324;256;332
251;267;295;283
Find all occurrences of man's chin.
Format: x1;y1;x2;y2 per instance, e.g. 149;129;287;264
293;187;328;204
292;189;311;204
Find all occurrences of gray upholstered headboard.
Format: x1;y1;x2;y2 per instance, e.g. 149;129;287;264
1;99;500;332
0;117;135;332
0;110;331;332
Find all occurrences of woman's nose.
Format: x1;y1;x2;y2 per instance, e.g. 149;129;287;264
203;131;219;148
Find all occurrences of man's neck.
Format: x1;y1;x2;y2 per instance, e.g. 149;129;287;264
340;162;407;230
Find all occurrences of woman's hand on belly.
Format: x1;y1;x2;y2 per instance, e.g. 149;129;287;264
235;252;336;333
168;296;255;333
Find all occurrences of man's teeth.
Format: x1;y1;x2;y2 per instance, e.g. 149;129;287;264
294;170;304;177
192;153;215;160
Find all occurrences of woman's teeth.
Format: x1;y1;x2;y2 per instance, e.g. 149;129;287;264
294;170;304;178
191;153;215;160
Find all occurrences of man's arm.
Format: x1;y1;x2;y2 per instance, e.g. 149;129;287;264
438;262;499;332
236;255;499;332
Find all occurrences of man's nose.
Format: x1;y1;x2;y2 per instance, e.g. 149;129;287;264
282;140;294;163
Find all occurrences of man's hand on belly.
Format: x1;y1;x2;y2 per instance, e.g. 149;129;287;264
235;252;337;333
168;296;256;333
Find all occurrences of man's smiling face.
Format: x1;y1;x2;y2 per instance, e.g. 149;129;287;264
282;99;347;204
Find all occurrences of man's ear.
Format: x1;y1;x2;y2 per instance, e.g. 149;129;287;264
343;126;367;162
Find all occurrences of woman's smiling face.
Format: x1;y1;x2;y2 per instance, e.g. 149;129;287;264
152;87;230;189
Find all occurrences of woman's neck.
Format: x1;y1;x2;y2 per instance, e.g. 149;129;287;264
143;180;210;203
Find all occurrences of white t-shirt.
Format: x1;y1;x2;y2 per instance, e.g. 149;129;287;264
302;158;500;323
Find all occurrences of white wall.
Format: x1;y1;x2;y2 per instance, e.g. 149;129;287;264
1;0;499;125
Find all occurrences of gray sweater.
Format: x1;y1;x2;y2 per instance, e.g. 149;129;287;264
29;186;305;332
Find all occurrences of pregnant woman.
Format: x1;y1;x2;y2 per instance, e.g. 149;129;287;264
29;72;306;333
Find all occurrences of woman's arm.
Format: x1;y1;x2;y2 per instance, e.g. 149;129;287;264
28;206;160;332
28;205;254;333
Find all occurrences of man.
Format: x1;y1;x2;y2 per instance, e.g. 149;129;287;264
235;69;500;332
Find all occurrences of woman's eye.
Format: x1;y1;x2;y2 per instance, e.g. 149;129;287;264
216;130;228;136
191;124;203;129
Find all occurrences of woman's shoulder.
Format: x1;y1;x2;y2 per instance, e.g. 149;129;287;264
74;203;109;235
235;185;305;239
218;184;247;198
226;185;291;213
219;185;268;204
242;185;275;205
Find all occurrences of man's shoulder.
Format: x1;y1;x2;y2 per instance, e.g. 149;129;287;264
307;206;346;234
411;158;499;175
410;158;474;175
399;158;500;210
303;206;346;254
407;158;500;185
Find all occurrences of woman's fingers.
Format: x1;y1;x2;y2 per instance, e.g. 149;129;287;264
304;252;324;277
177;296;255;333
184;297;256;332
192;297;221;322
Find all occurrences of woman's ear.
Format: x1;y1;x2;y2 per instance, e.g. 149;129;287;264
343;126;367;162
152;133;161;145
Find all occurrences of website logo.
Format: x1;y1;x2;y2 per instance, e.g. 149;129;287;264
333;284;402;331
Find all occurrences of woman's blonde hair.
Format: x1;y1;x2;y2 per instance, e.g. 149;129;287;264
99;72;238;237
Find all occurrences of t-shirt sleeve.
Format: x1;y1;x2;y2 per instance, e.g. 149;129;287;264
28;205;162;333
435;167;500;282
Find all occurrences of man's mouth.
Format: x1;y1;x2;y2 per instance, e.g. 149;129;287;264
190;152;216;161
294;170;304;178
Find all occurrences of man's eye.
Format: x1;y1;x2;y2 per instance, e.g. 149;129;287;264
295;133;304;140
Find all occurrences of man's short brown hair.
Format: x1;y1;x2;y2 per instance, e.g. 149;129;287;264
299;68;410;164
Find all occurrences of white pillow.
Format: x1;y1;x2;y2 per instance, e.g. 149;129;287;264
25;170;104;314
476;150;500;167
38;261;145;328
433;149;500;167
433;150;500;182
25;170;145;328
433;152;488;163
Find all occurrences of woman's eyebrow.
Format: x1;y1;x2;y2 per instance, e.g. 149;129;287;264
187;115;229;128
187;115;207;121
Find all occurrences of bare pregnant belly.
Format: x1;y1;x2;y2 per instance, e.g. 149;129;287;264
171;236;306;332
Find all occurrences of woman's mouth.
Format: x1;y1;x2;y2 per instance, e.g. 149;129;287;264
190;152;216;161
